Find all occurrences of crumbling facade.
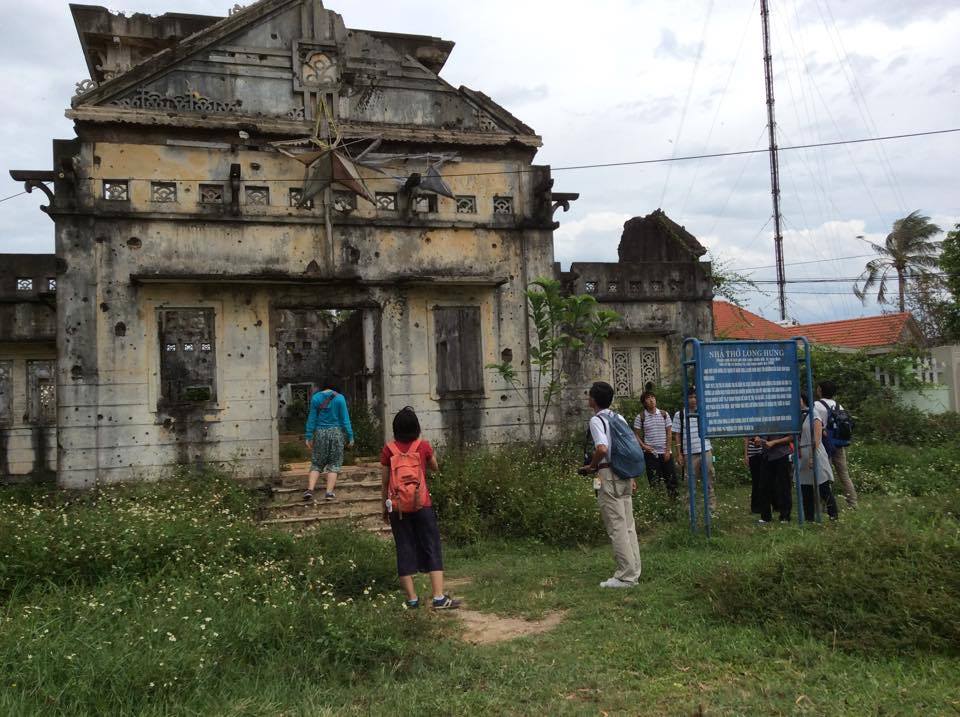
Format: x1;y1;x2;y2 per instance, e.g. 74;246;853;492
561;210;714;398
0;256;58;480
9;3;712;487
10;0;584;487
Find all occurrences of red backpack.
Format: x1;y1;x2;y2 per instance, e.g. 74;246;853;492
386;440;428;515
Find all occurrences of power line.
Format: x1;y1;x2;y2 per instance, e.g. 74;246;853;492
0;190;29;204
750;273;945;284
40;128;958;185
735;253;874;272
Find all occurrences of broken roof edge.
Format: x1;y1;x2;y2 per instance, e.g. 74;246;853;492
355;28;455;75
458;86;538;137
64;105;544;148
71;0;298;108
70;3;223;85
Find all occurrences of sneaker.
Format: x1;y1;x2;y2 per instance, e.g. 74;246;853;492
431;595;461;610
404;598;420;610
599;577;636;589
324;492;336;501
756;519;769;525
302;491;313;502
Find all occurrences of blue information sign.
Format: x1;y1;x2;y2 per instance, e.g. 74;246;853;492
699;340;800;438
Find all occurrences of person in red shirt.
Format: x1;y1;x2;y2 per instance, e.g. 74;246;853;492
380;407;459;610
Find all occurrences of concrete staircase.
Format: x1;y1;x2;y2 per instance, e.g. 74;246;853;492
257;461;389;536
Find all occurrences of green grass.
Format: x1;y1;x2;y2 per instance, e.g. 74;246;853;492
1;449;959;715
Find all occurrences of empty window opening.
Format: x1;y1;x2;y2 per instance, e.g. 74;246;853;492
27;360;56;425
412;194;438;213
158;309;216;404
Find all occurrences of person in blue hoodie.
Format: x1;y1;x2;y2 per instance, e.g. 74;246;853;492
303;382;354;502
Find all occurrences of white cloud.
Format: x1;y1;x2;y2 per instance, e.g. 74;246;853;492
0;0;957;323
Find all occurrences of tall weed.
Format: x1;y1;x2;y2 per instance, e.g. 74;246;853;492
697;495;960;656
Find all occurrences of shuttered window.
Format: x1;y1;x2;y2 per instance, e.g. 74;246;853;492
158;309;217;404
434;307;483;396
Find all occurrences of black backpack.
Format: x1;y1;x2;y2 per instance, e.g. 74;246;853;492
818;400;853;453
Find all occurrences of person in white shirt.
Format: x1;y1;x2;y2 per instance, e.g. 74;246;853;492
633;390;678;498
672;388;716;514
582;381;641;589
814;380;858;509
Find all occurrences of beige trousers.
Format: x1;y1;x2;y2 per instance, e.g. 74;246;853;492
597;468;642;583
688;450;717;513
831;446;858;508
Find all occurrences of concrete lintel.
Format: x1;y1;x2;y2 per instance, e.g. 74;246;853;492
130;274;509;288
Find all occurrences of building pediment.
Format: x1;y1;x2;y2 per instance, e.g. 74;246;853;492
70;0;540;147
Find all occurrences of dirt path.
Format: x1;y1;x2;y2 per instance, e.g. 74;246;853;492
455;609;566;645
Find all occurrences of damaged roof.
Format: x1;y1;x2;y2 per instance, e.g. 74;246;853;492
67;0;540;147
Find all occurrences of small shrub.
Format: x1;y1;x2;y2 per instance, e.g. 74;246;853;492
348;400;382;456
279;440;310;462
430;443;606;546
696;501;960;656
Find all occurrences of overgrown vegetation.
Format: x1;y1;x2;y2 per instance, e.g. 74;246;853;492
700;493;960;656
429;442;606;546
2;447;960;713
0;472;433;715
488;277;619;443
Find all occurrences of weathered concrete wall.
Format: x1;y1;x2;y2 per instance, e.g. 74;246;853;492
0;344;57;481
18;0;569;485
48;134;554;485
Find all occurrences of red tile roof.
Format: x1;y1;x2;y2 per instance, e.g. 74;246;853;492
712;301;794;340
793;312;916;349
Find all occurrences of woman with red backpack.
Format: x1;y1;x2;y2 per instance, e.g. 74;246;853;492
380;407;460;610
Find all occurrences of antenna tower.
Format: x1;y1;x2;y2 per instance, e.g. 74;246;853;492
760;0;787;321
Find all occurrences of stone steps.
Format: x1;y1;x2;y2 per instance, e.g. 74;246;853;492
269;480;383;503
258;461;386;535
259;511;392;537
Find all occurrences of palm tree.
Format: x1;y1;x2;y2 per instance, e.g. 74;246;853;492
854;210;943;312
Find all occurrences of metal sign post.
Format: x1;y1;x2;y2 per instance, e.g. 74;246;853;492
681;337;818;536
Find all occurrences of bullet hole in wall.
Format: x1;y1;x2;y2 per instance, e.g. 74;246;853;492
127;237;142;249
70;365;83;380
501;348;513;364
115;322;126;337
99;302;109;312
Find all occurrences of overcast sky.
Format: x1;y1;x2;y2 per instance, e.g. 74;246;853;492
1;0;958;323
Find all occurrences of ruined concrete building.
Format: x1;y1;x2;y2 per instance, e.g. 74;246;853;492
562;210;714;396
6;0;712;486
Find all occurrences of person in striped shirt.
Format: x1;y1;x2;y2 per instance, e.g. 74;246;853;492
632;390;677;497
673;388;716;514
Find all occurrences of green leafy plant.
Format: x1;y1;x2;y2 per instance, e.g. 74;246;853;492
487;277;620;444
